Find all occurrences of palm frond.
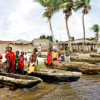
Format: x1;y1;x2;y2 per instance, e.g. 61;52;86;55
90;24;100;32
59;2;70;9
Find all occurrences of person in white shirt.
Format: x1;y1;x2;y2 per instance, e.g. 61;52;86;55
38;44;41;57
24;52;27;64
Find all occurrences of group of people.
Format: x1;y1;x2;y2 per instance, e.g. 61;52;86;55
0;47;38;75
46;47;72;68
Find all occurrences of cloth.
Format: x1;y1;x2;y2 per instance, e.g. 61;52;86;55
38;51;41;56
56;57;61;63
53;58;57;60
60;50;65;56
66;55;70;62
15;55;19;62
0;52;2;64
5;52;15;70
61;56;65;61
19;56;24;67
46;54;52;65
28;63;35;74
66;50;71;56
38;46;41;52
24;54;27;59
52;52;58;59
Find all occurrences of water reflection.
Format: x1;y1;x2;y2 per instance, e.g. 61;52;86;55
38;74;100;100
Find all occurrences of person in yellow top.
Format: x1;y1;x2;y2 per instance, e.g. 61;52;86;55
27;58;37;75
52;49;58;61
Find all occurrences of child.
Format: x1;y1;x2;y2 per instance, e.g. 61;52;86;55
52;49;58;61
19;52;24;75
30;48;38;66
15;51;19;72
27;58;37;75
46;50;52;68
1;56;11;73
24;52;27;65
66;47;71;62
56;53;61;63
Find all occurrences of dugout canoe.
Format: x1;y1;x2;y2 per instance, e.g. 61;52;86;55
25;68;82;82
0;72;42;88
90;53;100;58
44;60;100;75
70;56;100;63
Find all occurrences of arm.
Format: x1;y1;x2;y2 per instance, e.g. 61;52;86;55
36;55;38;66
0;61;6;68
29;54;33;62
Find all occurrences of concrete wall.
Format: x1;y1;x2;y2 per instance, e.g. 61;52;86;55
33;39;52;51
9;44;34;53
0;43;9;53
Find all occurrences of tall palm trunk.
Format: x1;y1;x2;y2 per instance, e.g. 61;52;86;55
65;16;72;51
82;13;85;52
48;18;56;44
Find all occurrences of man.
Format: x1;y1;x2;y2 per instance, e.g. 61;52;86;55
0;52;2;65
5;47;15;74
38;44;41;57
60;47;65;61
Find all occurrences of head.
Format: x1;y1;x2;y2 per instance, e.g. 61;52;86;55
21;52;24;56
58;53;61;57
16;51;19;56
33;48;37;54
30;57;33;63
54;49;56;53
39;44;41;46
7;56;10;60
62;47;63;50
6;47;9;52
67;47;69;50
25;52;27;55
9;47;12;52
48;49;51;55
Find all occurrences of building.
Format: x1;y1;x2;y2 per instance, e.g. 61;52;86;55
0;39;53;53
55;38;99;52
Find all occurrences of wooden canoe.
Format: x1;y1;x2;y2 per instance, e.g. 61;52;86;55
44;59;100;75
70;56;100;63
90;53;100;58
25;68;82;82
0;72;42;88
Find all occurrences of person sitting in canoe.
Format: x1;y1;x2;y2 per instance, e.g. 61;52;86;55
27;58;37;75
46;50;52;68
56;53;61;63
52;49;58;61
1;56;11;73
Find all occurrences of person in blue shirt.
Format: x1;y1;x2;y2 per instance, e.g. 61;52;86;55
66;47;71;62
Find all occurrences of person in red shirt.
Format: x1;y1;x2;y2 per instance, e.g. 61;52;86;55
19;52;24;75
46;50;52;68
5;47;15;74
0;52;2;65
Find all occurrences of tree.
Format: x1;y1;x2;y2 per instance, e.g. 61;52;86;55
90;24;100;43
75;0;91;51
40;35;46;39
58;0;74;51
70;36;75;41
34;0;58;43
56;40;58;42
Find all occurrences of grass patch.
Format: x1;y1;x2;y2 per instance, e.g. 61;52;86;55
37;65;46;68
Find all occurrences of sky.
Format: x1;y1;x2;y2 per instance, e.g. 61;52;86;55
0;0;100;41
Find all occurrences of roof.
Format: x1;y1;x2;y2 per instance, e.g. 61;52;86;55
11;39;31;45
0;41;13;44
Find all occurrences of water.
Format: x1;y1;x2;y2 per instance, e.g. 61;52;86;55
0;74;100;100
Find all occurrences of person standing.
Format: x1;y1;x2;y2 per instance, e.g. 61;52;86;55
60;47;65;61
0;52;2;65
24;52;27;65
66;47;71;62
5;47;15;74
38;44;41;57
15;51;19;72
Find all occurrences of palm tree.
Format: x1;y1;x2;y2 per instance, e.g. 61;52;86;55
90;24;100;43
34;0;59;44
59;0;75;51
75;0;91;51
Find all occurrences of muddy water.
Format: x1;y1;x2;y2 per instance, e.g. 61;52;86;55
0;74;100;100
38;74;100;100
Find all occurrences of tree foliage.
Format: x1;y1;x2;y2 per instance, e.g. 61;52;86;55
90;24;100;33
86;37;94;40
70;36;75;40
